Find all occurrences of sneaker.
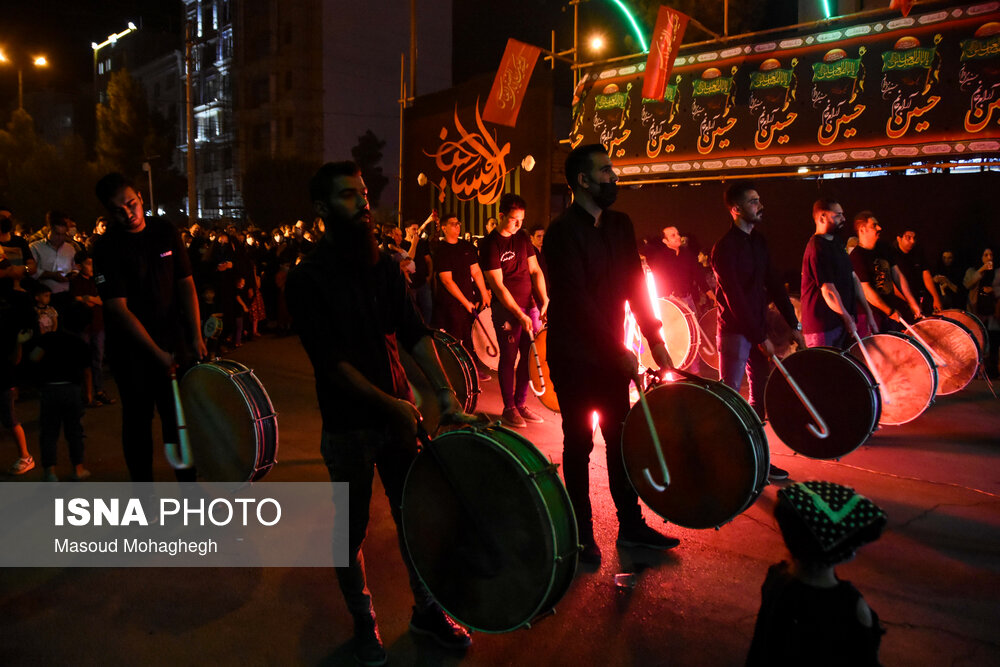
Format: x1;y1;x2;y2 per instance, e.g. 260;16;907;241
409;605;471;649
767;464;790;482
95;392;116;405
70;468;92;481
352;615;387;667
43;469;59;482
579;541;602;565
501;407;526;428
516;404;544;424
616;522;681;550
9;456;35;475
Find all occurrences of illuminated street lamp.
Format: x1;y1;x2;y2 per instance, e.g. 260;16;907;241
589;34;606;53
0;48;49;110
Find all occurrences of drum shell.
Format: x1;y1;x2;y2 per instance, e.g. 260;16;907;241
180;360;278;482
765;347;880;459
909;316;979;395
527;328;559;412
399;330;479;434
622;378;768;529
402;426;577;633
848;332;937;426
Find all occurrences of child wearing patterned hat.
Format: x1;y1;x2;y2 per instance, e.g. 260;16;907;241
746;480;887;666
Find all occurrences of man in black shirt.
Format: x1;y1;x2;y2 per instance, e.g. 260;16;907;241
479;193;548;428
801;199;875;349
711;182;804;481
433;213;491;380
92;173;206;482
893;228;941;315
850;212;922;335
286;161;476;666
544;144;679;565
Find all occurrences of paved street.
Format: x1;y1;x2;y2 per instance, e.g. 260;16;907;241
2;331;999;666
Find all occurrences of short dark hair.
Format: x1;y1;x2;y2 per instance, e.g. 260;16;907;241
95;173;134;210
73;250;90;265
565;143;607;189
853;210;875;233
812;198;840;219
527;223;545;236
309;161;361;204
498;193;526;215
440;212;459;223
724;182;757;209
46;210;70;229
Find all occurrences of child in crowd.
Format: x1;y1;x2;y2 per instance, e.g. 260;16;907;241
30;301;92;482
34;283;58;334
70;251;114;407
747;481;887;666
200;287;224;357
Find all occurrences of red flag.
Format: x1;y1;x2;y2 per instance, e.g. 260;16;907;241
483;38;541;127
642;6;690;101
889;0;914;17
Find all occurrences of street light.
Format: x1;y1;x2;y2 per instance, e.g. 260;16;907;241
0;48;49;110
588;34;606;53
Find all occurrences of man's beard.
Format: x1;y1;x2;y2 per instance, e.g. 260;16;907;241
332;210;378;265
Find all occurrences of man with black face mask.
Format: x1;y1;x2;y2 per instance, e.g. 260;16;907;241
800;198;876;349
285;161;479;666
543;143;679;566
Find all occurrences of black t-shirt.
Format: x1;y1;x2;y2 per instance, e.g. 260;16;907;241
850;244;895;298
36;330;90;385
1;234;32;296
92;217;192;356
401;238;432;288
479;229;535;312
801;234;856;334
433;239;479;311
892;244;928;298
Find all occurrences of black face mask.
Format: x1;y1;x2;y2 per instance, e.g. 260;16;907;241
591;181;618;210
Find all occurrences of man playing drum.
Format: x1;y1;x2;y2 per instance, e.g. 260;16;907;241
711;182;805;481
92;173;207;482
801;199;877;349
850;211;923;334
479;193;548;428
286;161;478;666
544;144;679;565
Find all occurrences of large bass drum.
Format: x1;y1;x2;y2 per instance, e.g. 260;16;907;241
399;330;479;434
848;332;937;426
527;328;559;412
765;348;881;459
908;317;979;395
641;296;700;371
938;309;988;360
622;375;769;529
179;360;278;482
402;426;578;633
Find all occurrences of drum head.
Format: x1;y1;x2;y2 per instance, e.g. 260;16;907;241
622;381;767;529
527;329;559;412
181;362;266;482
910;317;979;395
938;309;988;357
765;348;880;459
403;427;577;632
642;297;696;371
472;308;500;371
848;333;936;425
698;307;720;370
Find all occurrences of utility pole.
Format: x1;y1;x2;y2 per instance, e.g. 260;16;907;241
185;20;198;225
409;0;417;98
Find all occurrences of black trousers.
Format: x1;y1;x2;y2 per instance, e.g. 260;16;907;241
493;309;532;410
548;358;644;542
110;352;195;482
39;383;84;468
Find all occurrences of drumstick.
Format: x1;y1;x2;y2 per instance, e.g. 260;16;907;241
528;333;546;396
634;375;671;492
851;331;892;405
692;315;717;356
770;355;830;439
164;369;194;470
900;320;948;367
473;310;499;359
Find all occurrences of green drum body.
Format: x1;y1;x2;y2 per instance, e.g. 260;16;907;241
402;425;578;633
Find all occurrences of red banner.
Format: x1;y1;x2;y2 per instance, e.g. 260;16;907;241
642;6;690;101
890;0;914;18
483;39;541;127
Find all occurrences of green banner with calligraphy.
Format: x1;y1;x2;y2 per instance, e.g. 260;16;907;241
570;2;1000;177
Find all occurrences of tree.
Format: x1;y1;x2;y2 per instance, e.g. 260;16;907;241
95;69;173;182
241;157;318;230
351;130;390;207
